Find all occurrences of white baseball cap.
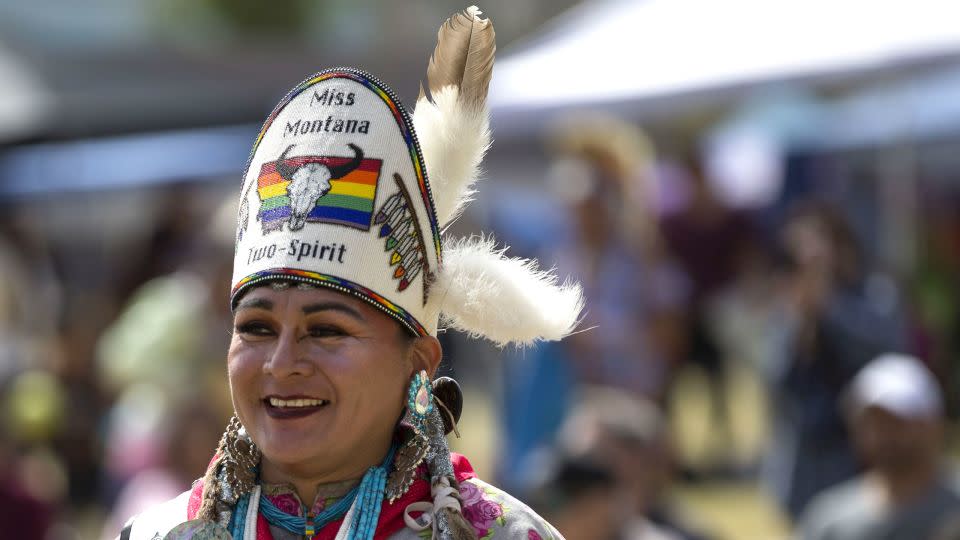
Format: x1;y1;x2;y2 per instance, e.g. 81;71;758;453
847;353;943;419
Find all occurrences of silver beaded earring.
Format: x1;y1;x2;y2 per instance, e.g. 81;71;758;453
386;370;434;501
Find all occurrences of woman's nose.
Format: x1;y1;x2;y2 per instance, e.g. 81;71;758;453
262;328;314;378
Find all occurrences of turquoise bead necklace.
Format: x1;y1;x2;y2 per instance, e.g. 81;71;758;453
230;443;397;539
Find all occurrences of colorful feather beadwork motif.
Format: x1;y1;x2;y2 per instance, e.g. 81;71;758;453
374;173;431;303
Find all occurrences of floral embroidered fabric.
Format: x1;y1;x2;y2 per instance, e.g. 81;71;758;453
261;478;357;520
257;472;562;539
253;477;562;539
454;477;562;540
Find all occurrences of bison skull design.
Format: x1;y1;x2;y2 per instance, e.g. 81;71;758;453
275;143;364;231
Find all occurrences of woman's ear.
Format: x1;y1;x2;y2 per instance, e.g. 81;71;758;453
408;335;443;377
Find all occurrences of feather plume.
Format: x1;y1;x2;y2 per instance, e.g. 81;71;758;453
414;87;489;227
425;5;496;109
414;6;495;227
430;236;584;347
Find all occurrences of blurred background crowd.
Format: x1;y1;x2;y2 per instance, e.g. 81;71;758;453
1;0;960;539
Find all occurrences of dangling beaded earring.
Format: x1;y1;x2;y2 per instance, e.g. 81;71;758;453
196;416;261;525
411;377;475;540
170;427;237;539
408;370;435;424
223;416;261;497
386;370;434;502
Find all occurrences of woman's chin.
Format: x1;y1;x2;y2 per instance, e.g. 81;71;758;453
259;436;334;472
254;418;335;463
262;449;323;471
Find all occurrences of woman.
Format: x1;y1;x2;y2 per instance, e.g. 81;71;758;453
765;200;907;520
119;6;583;540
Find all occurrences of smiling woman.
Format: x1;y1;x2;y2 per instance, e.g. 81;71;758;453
118;6;583;540
229;284;429;499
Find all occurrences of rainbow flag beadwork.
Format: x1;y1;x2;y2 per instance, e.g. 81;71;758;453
246;69;441;263
256;156;383;232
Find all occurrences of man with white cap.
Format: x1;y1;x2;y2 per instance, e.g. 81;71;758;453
796;353;960;540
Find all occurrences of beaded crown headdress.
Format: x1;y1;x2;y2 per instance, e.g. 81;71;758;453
231;6;582;346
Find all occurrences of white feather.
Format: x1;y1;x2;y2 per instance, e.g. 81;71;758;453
430;235;584;347
413;86;490;227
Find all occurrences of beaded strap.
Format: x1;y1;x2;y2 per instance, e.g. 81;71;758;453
345;465;388;539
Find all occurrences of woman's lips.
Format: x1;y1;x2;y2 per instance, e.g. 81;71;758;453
263;396;329;420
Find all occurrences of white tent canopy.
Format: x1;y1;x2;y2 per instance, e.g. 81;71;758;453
821;65;960;149
490;0;960;126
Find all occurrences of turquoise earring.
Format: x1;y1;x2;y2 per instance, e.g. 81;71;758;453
386;370;434;502
407;369;435;428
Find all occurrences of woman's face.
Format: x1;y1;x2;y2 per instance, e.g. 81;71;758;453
228;284;427;481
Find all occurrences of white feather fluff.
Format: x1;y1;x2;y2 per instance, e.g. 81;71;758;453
413;86;490;227
430;235;584;347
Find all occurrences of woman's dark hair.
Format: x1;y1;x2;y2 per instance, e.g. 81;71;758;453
528;454;617;514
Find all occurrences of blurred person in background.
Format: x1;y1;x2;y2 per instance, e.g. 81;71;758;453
93;191;237;535
796;353;960;540
559;387;711;540
659;154;759;472
95;192;238;409
527;453;627;540
100;396;223;540
546;114;689;401
496;115;688;494
763;199;908;520
0;220;71;539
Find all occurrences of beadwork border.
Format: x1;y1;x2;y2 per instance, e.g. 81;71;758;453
232;268;427;337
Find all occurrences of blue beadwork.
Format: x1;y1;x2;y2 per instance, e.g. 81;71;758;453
407;370;434;424
347;463;388;540
238;443;397;539
230;492;250;538
260;482;359;535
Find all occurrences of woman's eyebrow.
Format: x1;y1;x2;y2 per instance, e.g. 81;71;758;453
302;302;365;322
235;298;273;312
